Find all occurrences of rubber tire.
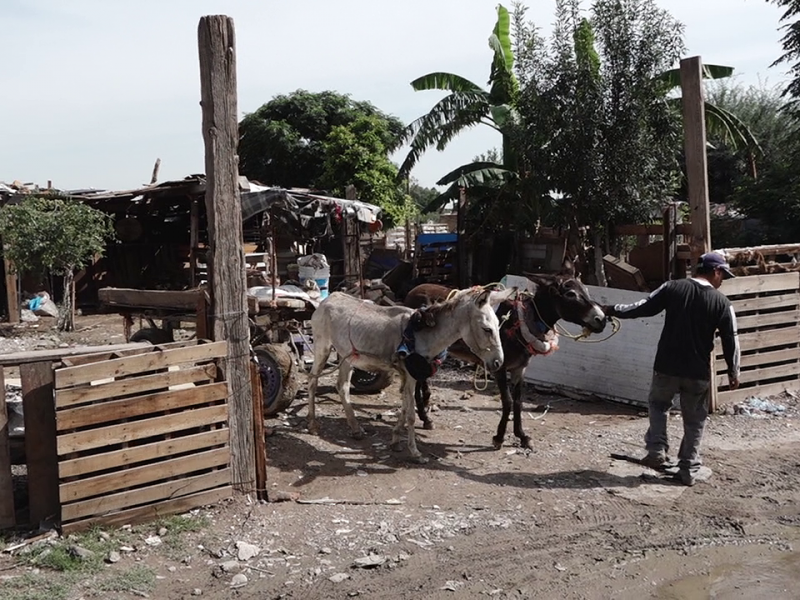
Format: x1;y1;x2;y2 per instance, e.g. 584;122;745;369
130;327;174;345
253;343;299;417
350;368;393;394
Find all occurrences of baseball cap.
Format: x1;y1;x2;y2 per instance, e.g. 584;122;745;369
700;251;735;279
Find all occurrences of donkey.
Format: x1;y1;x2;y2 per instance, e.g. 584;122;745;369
307;287;509;462
404;261;606;449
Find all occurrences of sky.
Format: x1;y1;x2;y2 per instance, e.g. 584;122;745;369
0;0;790;192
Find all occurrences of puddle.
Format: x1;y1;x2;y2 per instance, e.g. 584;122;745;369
656;550;800;599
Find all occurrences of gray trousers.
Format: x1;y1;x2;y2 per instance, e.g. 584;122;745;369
645;370;710;472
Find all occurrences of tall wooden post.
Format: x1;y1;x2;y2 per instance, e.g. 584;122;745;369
681;56;717;411
198;15;255;492
457;187;467;288
680;56;711;264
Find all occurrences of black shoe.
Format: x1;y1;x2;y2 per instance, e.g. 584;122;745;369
678;469;696;487
639;454;674;471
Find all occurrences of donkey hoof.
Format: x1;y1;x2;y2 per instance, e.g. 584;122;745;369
492;437;504;450
519;437;532;450
390;442;403;452
351;429;366;440
422;420;434;430
308;422;320;436
411;454;429;465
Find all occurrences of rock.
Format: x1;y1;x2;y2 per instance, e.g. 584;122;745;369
220;560;239;573
158;527;168;537
235;541;260;561
68;545;95;560
192;590;202;596
119;546;136;553
230;573;248;588
106;551;121;564
99;532;111;542
352;554;387;569
167;566;177;573
319;547;333;555
144;535;162;547
329;573;350;583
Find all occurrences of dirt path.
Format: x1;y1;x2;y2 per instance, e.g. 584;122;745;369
2;316;799;599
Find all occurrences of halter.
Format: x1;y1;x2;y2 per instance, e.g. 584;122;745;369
397;308;448;381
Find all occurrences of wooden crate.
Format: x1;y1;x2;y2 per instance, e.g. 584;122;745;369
41;340;231;533
714;272;800;405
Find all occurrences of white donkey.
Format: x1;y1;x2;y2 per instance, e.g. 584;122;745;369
307;287;507;462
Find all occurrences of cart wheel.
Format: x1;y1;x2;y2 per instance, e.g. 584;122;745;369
130;327;174;345
351;369;393;394
253;344;299;417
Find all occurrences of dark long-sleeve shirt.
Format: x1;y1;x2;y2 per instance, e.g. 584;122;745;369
612;278;740;381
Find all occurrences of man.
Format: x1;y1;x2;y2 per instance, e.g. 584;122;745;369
603;251;741;486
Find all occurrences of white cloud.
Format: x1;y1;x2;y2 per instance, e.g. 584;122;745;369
0;0;789;191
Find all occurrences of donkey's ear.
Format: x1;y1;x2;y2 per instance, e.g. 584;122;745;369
561;257;576;277
475;289;492;307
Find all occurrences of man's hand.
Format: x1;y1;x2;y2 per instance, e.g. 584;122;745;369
600;304;616;319
728;376;740;391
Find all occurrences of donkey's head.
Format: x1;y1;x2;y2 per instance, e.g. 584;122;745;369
528;259;606;334
450;288;505;372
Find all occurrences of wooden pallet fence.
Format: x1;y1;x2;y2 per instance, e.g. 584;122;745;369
0;368;15;529
714;272;800;405
51;340;231;533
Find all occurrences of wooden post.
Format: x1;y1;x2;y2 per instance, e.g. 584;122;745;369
189;197;200;287
150;158;161;185
0;368;16;529
662;204;677;281
249;361;267;502
21;361;59;528
457;187;467;287
3;248;19;324
680;56;711;264
198;15;255;493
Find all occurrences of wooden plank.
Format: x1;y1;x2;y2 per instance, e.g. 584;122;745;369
21;362;60;526
717;380;800;405
715;347;800;373
60;428;229;479
0;343;151;367
57;404;228;455
61;486;232;534
730;293;800;314
720;272;800;297
250;362;267;501
725;327;799;353
59;340;199;368
0;369;16;529
62;468;230;522
716;362;800;388
60;446;230;503
199;14;255;494
734;308;800;331
56;382;228;431
55;341;227;389
56;363;217;408
98;287;206;310
719;243;800;259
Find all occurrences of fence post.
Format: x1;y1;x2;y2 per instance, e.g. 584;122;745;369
0;368;15;529
198;15;256;492
21;361;60;528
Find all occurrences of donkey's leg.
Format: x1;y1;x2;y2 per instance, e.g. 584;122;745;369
306;344;332;436
391;371;408;452
337;360;365;439
492;368;513;449
401;371;426;463
510;368;531;449
415;380;434;430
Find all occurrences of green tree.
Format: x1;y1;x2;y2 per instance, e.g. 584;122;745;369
514;0;686;282
770;0;800;112
238;90;404;189
0;197;115;331
319;115;411;226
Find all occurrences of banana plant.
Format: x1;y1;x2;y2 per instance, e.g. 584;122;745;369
657;64;763;166
396;3;520;198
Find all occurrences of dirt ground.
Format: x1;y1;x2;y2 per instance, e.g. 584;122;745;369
2;314;800;600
